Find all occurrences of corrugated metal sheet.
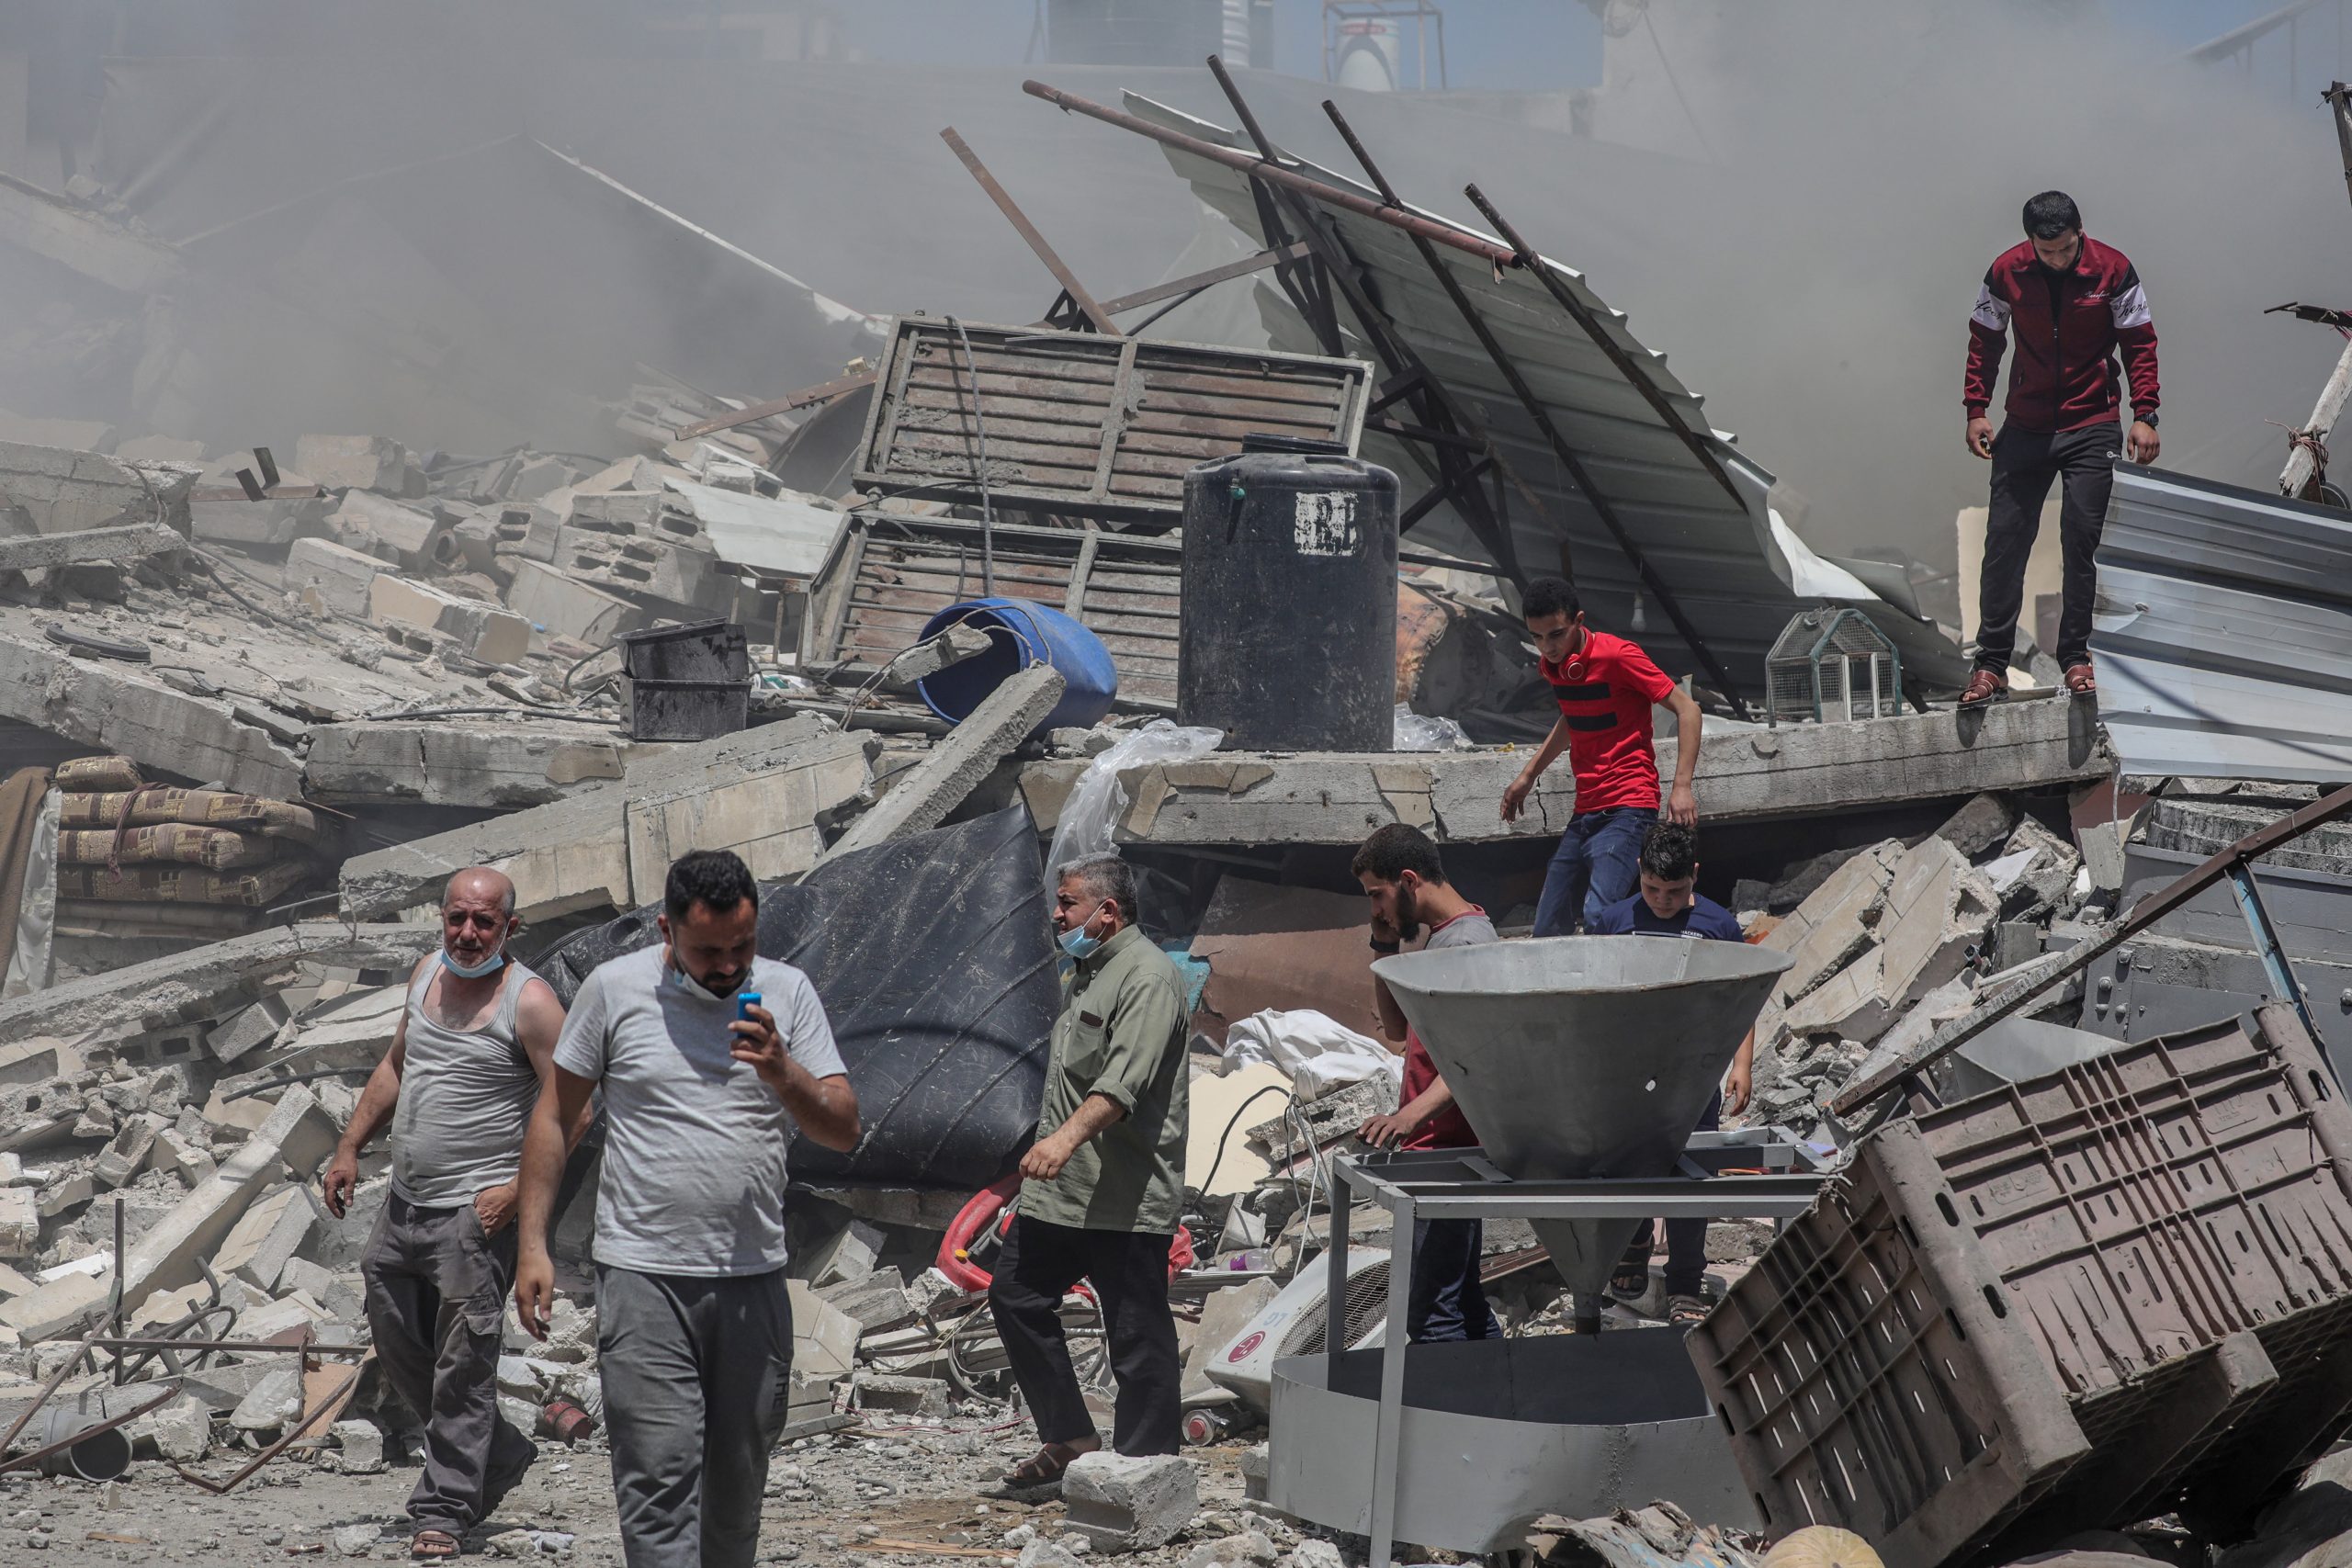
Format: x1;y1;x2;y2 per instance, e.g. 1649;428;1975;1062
1117;92;1966;694
853;317;1370;522
2094;464;2352;782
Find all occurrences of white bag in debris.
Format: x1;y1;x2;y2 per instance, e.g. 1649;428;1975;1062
1391;703;1472;751
1222;1008;1404;1100
1044;719;1223;877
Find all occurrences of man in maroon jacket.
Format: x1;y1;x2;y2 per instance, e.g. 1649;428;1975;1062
1962;190;2160;705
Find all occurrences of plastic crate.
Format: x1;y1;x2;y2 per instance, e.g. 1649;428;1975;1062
1689;1005;2352;1568
616;619;748;683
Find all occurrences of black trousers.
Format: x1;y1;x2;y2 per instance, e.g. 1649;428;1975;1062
1974;421;2121;673
988;1215;1182;1455
1620;1090;1723;1299
1406;1217;1501;1343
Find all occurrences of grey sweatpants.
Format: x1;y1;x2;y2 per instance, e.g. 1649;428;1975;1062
596;1265;794;1568
362;1191;537;1533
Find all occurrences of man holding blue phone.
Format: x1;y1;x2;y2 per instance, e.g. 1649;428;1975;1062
514;850;860;1568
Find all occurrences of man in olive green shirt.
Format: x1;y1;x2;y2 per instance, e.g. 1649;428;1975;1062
990;853;1189;1486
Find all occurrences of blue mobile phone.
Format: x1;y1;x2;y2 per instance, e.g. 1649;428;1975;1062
737;992;762;1021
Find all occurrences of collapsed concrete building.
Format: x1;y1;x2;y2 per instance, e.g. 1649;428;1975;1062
0;29;2346;1568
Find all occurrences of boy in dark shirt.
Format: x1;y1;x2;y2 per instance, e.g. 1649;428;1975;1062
1588;822;1753;1326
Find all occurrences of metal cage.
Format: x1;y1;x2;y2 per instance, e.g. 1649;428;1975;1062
1765;608;1903;725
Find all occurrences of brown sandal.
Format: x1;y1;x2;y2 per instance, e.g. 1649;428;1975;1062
1960;668;2008;707
411;1529;462;1560
1001;1441;1095;1488
2064;662;2097;697
1668;1293;1711;1328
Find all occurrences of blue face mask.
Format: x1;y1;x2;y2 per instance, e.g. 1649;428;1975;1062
441;945;506;980
1057;901;1108;962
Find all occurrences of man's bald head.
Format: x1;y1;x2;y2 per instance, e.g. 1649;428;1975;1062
439;867;517;976
444;867;516;918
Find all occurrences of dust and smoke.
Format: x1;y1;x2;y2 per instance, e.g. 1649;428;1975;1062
0;0;2340;575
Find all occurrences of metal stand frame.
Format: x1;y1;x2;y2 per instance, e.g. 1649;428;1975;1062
1322;1131;1832;1568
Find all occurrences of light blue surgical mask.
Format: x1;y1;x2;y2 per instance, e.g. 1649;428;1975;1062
1057;900;1108;962
671;961;747;1004
441;945;506;980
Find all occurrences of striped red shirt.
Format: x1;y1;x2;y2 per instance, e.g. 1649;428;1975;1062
1541;630;1676;814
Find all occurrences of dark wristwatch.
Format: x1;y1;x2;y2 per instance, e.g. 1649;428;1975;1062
2135;410;2158;428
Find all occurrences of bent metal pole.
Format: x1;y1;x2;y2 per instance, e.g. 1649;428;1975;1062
1020;78;1521;271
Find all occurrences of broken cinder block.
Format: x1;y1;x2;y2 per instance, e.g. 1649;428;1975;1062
1061;1451;1200;1552
369;573;531;667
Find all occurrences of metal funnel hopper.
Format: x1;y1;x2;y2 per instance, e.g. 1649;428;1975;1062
1372;936;1792;1299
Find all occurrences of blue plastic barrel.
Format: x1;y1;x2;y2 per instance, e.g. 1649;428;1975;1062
915;597;1119;736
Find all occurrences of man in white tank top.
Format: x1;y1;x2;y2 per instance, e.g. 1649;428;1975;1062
321;868;583;1562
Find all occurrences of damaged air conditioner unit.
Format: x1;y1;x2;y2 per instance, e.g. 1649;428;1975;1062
1205;1247;1390;1411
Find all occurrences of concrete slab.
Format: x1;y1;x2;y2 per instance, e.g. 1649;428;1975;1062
303;723;633;808
0;625;302;799
336;716;872;920
0;525;187;573
1878;839;1999;1011
821;666;1063;863
0;440;198;536
1017;694;2109;847
0;921;436;1048
212;1182;325;1292
1780;948;1891;1043
1764;841;1902;1005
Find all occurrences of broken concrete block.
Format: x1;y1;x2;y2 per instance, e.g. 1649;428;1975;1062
0;1189;34;1258
330;488;444;568
795;1217;884;1289
369;573;531;665
95;1116;163;1188
1878;838;1999;1012
116;435;207;466
293;434;408;493
38;1171;94;1218
820;665;1065;863
329;1417;385;1474
787;1279;860;1384
278;1257;341;1306
1768;847;1900;1007
131;1393;212;1462
504;558;641;645
286;537;384;619
850;1371;949;1417
149;1127;216;1187
206;996;291;1065
231;1364;305;1432
884;623;994;692
556;525;717;606
1062;1451;1200;1551
1933;792;2021;858
0;1266;106;1340
213;1182;324;1292
1781;949;1891;1045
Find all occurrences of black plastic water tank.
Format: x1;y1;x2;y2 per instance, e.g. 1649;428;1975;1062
1180;438;1399;750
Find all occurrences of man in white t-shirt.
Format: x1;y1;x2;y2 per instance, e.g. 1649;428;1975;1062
513;850;860;1568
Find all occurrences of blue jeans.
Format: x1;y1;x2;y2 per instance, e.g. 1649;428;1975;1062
1533;807;1657;937
1406;1217;1502;1344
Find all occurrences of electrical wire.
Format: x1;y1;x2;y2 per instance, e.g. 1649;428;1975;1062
944;315;997;598
1194;1083;1294;1206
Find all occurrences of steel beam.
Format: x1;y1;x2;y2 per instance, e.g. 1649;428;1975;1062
941;127;1118;335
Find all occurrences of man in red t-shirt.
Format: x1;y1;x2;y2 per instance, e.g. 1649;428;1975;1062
1500;577;1702;937
1351;824;1501;1343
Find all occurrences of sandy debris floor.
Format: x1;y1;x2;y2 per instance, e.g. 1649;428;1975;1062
8;1425;1260;1567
